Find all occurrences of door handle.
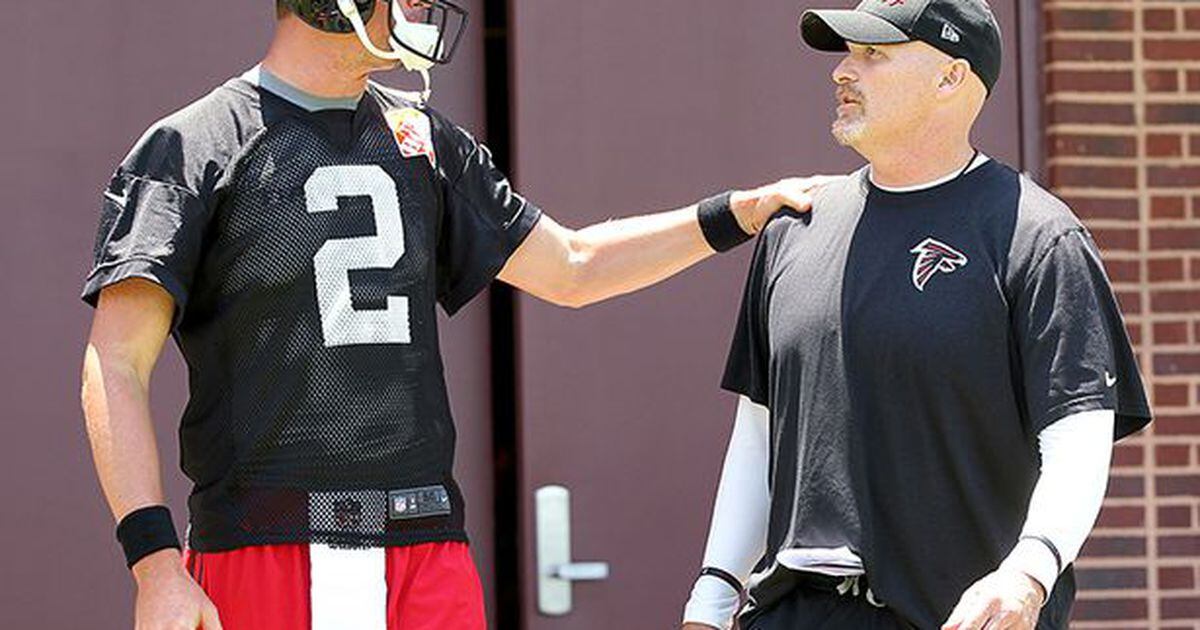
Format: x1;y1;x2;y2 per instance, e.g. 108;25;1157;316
535;485;610;615
553;562;610;581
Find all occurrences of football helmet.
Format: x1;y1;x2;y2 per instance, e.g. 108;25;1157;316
280;0;467;71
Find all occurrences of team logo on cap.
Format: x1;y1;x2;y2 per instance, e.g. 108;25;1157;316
879;0;905;6
941;23;961;43
386;107;437;169
910;237;968;291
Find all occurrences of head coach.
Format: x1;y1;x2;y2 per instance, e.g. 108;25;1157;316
680;1;1152;629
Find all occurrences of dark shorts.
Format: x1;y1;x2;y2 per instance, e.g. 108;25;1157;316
738;567;1076;630
739;570;912;630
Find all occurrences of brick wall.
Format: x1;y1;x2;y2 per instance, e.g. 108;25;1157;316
1044;0;1200;627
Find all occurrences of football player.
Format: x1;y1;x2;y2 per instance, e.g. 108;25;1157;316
680;1;1151;629
80;1;821;629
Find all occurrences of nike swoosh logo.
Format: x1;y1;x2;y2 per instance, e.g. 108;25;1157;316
1105;371;1118;387
103;190;129;207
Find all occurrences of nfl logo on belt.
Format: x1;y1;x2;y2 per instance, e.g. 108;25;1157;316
386;107;437;169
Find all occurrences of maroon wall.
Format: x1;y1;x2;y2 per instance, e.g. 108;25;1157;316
0;2;497;627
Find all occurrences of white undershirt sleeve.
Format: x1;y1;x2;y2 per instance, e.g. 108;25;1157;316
1000;409;1115;597
682;396;771;629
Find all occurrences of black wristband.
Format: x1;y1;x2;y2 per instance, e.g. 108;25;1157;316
116;505;181;568
1021;535;1063;575
699;566;744;595
698;191;753;253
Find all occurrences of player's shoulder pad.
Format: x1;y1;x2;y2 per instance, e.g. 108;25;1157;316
119;78;261;194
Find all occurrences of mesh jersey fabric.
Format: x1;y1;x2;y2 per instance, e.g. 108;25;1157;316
82;75;541;551
722;161;1151;628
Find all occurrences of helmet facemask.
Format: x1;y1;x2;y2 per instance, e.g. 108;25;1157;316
333;0;467;103
335;0;467;68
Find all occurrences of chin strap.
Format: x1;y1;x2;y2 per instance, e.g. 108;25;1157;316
393;68;431;107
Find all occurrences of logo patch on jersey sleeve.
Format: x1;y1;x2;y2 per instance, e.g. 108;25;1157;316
910;237;968;291
385;107;437;169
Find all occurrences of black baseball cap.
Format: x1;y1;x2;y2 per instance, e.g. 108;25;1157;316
800;0;1003;94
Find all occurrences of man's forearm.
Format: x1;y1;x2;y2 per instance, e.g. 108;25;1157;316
564;205;715;307
82;344;169;524
1000;409;1115;595
500;178;825;308
683;396;771;629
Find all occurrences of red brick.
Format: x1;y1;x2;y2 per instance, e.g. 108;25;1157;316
1078;567;1147;590
1145;8;1177;31
1116;291;1143;314
1113;443;1144;466
1157;475;1200;496
1049;133;1136;157
1051;165;1138;189
1108;475;1146;498
1081;535;1147;557
1160;505;1193;528
1149;166;1200;188
1097;505;1146;528
1187;8;1200;30
1047;8;1133;31
1157;444;1193;466
1192;134;1200;156
1091;228;1140;252
1106;259;1141;283
1146;69;1180;92
1189;70;1200;92
1152;290;1200;313
1145;39;1200;61
1160;535;1200;556
1191;257;1200;279
1149;258;1186;282
1072;597;1148;621
1150;229;1200;251
1047;70;1133;93
1047;39;1132;62
1155;382;1191;406
1153;196;1187;219
1162;596;1200;619
1156;353;1200;375
1049;102;1136;125
1147;133;1184;157
1153;320;1189;344
1159;567;1195;590
1127;322;1143;345
1147;104;1200;125
1067;196;1140;221
1158;414;1200;435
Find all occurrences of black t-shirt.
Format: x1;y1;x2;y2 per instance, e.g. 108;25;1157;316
82;75;541;551
723;161;1151;629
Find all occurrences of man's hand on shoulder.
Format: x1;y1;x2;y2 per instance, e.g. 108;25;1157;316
942;567;1044;630
730;175;841;235
133;549;222;630
682;623;722;630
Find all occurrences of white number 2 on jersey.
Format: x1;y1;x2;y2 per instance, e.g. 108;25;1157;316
306;165;411;347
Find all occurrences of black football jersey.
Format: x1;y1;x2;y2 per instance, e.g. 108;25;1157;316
83;72;541;551
724;161;1151;629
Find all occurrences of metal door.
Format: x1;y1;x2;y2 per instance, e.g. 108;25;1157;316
509;1;1033;628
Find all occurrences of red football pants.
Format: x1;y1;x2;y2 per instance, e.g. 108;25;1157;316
183;542;486;630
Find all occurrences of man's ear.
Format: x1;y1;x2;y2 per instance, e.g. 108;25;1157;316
937;59;972;96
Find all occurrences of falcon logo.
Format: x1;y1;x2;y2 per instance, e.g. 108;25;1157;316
910;237;968;291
